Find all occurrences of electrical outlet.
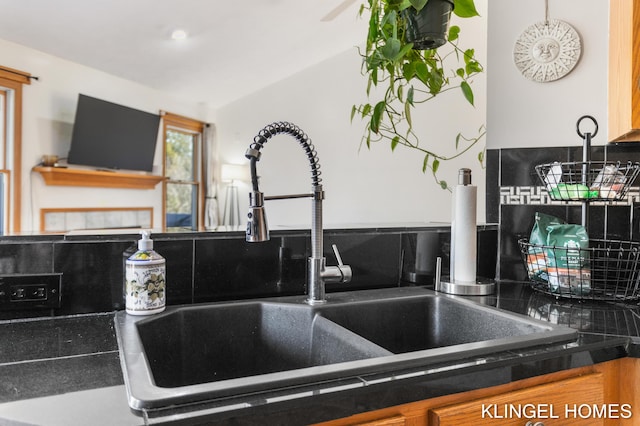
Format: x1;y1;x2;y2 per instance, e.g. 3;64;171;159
0;274;62;310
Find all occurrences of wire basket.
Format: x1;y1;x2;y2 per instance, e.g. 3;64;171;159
518;238;640;301
535;161;640;201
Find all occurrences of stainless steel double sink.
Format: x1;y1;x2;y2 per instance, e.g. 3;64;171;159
115;287;577;411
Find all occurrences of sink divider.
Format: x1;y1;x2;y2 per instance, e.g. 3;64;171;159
310;315;394;364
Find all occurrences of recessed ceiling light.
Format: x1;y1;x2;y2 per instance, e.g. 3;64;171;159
171;29;188;40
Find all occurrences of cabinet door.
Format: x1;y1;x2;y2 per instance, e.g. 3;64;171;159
352;415;407;426
609;0;640;142
429;373;605;425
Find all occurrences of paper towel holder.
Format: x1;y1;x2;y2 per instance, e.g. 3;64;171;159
435;257;495;295
433;168;496;296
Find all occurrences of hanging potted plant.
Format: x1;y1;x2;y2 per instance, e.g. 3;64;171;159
352;0;485;189
404;0;455;50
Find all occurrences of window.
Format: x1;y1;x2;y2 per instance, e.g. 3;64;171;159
0;91;6;232
0;65;32;234
162;112;204;230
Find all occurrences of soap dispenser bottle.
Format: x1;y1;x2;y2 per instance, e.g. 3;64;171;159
125;230;166;315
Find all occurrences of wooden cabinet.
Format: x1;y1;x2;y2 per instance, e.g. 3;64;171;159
315;358;639;426
609;0;640;142
430;373;605;425
351;416;406;426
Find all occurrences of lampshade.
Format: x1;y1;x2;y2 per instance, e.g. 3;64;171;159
221;164;249;183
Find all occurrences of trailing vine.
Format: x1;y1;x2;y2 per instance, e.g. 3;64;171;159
351;0;485;190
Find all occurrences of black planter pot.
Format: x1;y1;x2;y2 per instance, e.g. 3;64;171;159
404;0;454;50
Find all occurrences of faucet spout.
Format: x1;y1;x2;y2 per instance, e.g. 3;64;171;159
246;190;268;242
244;122;351;304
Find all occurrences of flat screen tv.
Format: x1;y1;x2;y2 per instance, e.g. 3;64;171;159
68;94;161;172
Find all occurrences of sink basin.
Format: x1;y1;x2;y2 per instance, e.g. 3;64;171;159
316;296;549;353
133;301;391;388
115;287;577;411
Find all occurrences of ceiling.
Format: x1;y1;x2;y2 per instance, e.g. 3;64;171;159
0;0;366;108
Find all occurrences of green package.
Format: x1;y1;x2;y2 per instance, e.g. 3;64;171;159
545;222;591;295
529;212;566;246
545;223;589;269
526;213;566;282
526;212;591;295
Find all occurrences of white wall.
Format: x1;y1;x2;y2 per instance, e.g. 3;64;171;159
12;0;607;232
0;1;616;232
487;0;609;149
217;1;489;229
0;38;213;232
3;0;613;233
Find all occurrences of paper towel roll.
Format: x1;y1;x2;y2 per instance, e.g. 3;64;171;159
450;184;477;283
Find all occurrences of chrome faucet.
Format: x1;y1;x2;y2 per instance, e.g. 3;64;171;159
244;122;352;304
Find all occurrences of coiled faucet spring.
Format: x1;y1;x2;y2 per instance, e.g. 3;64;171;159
245;121;322;191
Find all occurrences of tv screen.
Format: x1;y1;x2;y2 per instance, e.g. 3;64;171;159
68;94;161;172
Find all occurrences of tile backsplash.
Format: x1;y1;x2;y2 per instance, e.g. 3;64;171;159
0;226;498;320
487;142;640;281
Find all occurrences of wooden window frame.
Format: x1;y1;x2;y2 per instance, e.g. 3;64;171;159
0;170;10;233
0;65;32;233
161;112;205;230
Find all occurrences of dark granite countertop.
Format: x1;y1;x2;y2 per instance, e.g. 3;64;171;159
0;281;636;425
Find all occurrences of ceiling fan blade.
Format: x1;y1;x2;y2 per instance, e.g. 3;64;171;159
321;0;358;21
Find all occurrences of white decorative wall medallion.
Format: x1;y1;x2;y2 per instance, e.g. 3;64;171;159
513;19;582;83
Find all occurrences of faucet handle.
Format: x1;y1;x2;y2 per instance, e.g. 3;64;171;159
331;244;345;266
323;244;352;284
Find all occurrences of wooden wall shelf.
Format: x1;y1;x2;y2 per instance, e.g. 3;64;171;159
33;166;164;189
